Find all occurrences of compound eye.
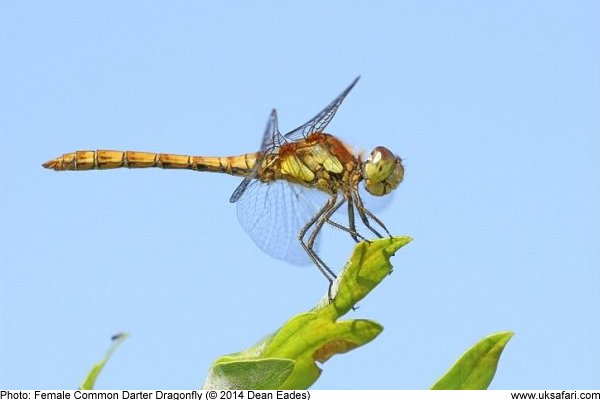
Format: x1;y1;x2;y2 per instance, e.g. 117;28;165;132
364;146;404;196
366;146;396;183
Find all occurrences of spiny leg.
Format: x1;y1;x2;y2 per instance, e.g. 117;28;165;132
306;195;346;250
305;195;357;300
307;196;367;306
353;190;392;238
326;219;366;242
321;197;365;243
353;191;384;238
346;197;362;243
359;202;392;237
298;195;339;287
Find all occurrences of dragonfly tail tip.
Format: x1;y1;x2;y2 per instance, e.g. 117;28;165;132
42;159;59;170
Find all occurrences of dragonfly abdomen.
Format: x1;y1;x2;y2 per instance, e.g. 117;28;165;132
42;150;258;177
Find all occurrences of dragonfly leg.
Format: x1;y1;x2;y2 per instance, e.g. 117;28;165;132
362;206;392;237
306;195;346;249
320;196;365;242
298;195;339;287
326;219;366;242
353;191;392;238
346;197;363;243
299;194;348;300
306;195;354;300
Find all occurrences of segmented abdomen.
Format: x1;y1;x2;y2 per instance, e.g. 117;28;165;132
42;150;259;177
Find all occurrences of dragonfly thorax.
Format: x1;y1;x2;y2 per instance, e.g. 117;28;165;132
363;146;404;196
264;133;358;195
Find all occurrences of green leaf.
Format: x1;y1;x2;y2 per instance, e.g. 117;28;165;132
431;331;514;390
203;236;412;389
315;236;412;318
79;333;128;390
260;313;383;389
203;359;295;390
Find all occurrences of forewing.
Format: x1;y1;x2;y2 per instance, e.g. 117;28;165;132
236;180;327;265
284;76;360;141
230;109;284;203
260;109;286;151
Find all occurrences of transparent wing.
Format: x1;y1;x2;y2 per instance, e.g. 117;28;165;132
232;79;361;263
230;109;284;203
231;78;359;202
236;179;327;265
284;76;360;141
260;109;286;152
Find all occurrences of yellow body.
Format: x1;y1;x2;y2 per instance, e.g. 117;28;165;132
43;150;259;177
42;133;366;197
43;134;402;198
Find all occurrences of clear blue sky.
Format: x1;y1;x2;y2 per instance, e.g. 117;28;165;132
1;0;598;389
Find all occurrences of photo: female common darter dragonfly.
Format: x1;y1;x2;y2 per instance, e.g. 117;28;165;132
43;77;405;298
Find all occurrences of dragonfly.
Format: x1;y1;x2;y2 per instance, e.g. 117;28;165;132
43;77;405;298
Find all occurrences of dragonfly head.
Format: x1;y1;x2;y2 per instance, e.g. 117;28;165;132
363;146;404;196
